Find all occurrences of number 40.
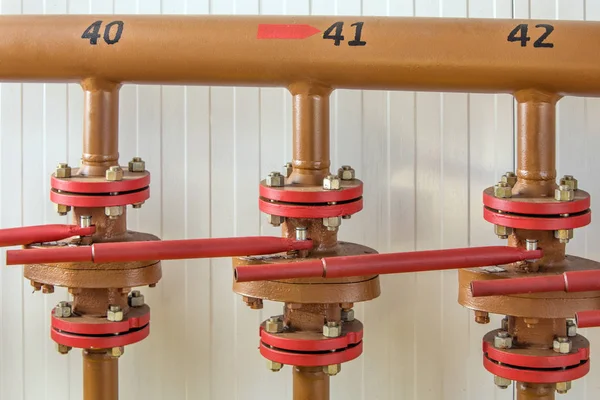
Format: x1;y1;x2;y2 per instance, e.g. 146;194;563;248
82;20;124;45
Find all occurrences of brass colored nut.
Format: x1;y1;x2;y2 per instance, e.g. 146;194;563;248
494;331;512;349
265;316;284;334
110;347;124;358
323;321;341;338
128;290;144;307
266;171;284;187
267;214;284;227
323;216;342;231
42;284;54;294
554;229;574;244
128;157;145;172
323;175;341;190
283;162;293;178
341;309;355;322
55;163;72;178
107;305;124;322
57;344;72;355
560;175;578;191
474;310;490;324
494;375;511;389
105;206;124;219
338;165;355;181
553;337;572;354
54;301;72;318
556;381;572;394
105;166;124;181
55;204;71;216
266;360;283;372
494;225;513;239
242;296;263;310
493;182;512;198
323;364;341;376
555;185;574;202
501;172;517;187
567;320;577;337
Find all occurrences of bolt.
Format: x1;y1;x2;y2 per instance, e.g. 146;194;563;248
555;185;574;202
525;239;538;251
494;331;513;349
554;229;574;244
57;344;72;355
242;296;263;310
267;214;284;227
501;172;517;187
323;321;342;338
341;308;355;322
132;202;144;209
323;175;341;190
30;280;42;292
54;301;72;318
553;337;572;354
265;171;284;187
283;162;293;178
128;290;145;307
323;364;342;376
107;304;124;322
338;165;355;181
501;316;509;331
110;347;125;358
42;284;54;294
105;165;124;181
474;310;490;324
494;375;511;389
493;181;512;198
265;316;284;334
323;216;342;231
560;175;578;191
266;360;283;372
55;163;72;178
295;227;308;241
567;319;577;337
105;206;124;220
556;381;572;394
55;204;71;216
494;225;513;239
128;157;145;172
79;215;92;228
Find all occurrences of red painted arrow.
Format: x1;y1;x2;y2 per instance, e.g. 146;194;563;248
257;24;321;39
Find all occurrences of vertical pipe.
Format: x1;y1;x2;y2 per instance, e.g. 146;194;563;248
293;366;330;400
516;382;555;400
80;78;121;176
288;82;332;185
83;349;119;400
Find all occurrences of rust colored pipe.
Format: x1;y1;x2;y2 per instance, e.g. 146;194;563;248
6;236;313;265
293;366;329;400
0;224;95;247
516;382;555;400
575;310;600;328
234;246;543;282
83;349;118;400
470;269;600;297
2;16;600;96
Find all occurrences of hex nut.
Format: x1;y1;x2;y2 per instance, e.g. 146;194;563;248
128;157;145;172
57;344;72;355
105;206;124;219
341;309;355;322
554;229;574;244
555;185;574;202
323;364;341;376
553;337;572;354
323;216;342;231
266;172;284;187
494;331;513;349
494;182;512;198
132;202;144;209
266;360;283;372
55;204;71;216
338;166;355;181
267;214;284;227
55;163;72;178
265;316;284;334
54;301;72;318
323;175;341;190
323;321;342;338
474;310;490;324
128;290;145;307
501;172;517;187
107;305;124;322
42;284;54;294
283;162;293;178
494;375;511;389
110;347;125;358
567;320;577;337
560;175;578;191
105;166;124;181
556;381;572;394
494;225;513;239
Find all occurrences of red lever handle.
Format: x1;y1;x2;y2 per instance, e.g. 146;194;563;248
0;224;95;247
576;310;600;328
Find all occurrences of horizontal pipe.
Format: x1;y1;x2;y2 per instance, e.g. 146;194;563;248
575;310;600;328
0;224;95;247
234;246;543;282
0;16;599;96
470;269;600;297
6;236;312;265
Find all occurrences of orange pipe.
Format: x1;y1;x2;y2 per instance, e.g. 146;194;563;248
83;350;118;400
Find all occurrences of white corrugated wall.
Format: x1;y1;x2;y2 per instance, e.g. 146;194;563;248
1;0;600;399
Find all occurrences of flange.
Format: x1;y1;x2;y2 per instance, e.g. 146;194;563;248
483;207;591;230
482;187;590;215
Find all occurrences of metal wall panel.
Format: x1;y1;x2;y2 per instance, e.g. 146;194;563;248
0;0;596;399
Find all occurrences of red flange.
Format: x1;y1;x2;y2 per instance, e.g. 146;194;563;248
260;179;363;204
50;188;150;207
483;356;590;383
260;342;363;367
259;198;363;218
482;187;591;215
483;207;591;230
51;170;150;194
52;325;150;349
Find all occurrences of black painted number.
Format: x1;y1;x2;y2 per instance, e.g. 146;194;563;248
507;23;554;48
82;20;124;45
323;21;367;46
